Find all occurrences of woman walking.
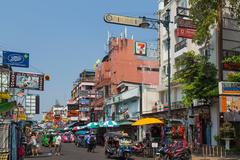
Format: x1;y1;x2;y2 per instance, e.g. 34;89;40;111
30;133;38;156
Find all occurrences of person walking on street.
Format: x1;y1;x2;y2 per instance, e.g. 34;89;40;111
30;133;38;156
54;133;62;156
48;133;54;153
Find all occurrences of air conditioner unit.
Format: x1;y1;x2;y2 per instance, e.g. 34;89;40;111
163;65;168;75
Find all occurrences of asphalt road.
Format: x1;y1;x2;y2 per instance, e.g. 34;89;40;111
25;143;153;160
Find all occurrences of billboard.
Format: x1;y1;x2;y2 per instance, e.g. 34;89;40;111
10;72;44;91
3;51;29;68
135;42;147;56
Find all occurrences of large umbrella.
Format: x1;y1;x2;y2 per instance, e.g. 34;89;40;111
132;118;164;126
102;120;119;127
87;122;99;129
72;125;87;131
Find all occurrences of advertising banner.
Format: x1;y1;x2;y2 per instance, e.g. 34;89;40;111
2;51;29;68
10;72;44;91
221;96;240;112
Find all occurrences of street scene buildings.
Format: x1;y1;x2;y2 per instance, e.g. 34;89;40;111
0;0;240;160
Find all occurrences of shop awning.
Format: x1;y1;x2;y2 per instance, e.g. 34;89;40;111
0;101;16;113
132;118;164;126
118;120;134;126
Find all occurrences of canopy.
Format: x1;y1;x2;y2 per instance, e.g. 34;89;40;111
72;125;87;131
102;120;119;127
132;118;164;126
87;122;99;129
118;120;134;126
0;102;16;113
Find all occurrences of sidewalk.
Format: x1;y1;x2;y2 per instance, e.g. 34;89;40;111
192;155;240;160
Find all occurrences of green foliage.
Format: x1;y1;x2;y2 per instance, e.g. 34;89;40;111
227;72;240;82
173;51;218;106
223;56;240;64
189;0;240;46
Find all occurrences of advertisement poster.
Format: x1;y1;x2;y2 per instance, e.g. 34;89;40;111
10;72;44;91
221;96;240;112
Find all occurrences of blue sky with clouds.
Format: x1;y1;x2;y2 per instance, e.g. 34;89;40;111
0;0;158;119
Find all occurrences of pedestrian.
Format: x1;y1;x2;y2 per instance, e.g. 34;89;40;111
54;133;62;156
30;133;38;156
87;134;96;152
48;133;54;152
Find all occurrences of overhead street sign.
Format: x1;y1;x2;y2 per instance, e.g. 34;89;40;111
104;13;144;27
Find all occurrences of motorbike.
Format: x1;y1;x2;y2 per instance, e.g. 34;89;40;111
132;142;144;156
155;141;191;160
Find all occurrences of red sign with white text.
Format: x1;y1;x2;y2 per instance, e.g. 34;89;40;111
175;28;196;39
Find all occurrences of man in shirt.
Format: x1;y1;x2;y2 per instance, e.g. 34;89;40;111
54;133;62;156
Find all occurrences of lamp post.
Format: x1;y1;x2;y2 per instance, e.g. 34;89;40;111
139;9;172;119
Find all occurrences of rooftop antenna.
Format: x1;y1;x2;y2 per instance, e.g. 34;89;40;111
124;27;128;38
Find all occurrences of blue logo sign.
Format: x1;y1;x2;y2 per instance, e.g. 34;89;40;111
2;51;29;68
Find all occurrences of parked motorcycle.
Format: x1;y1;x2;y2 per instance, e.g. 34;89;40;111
155;141;191;160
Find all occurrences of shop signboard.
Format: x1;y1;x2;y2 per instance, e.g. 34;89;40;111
3;51;29;68
175;28;196;39
219;82;240;95
79;107;90;112
221;96;240;113
67;110;79;117
67;104;79;110
10;72;44;91
135;42;147;56
176;18;196;29
79;98;90;105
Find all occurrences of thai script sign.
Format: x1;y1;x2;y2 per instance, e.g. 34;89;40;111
219;82;240;95
175;28;196;39
3;51;29;68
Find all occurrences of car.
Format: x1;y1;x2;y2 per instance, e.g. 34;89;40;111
61;132;75;143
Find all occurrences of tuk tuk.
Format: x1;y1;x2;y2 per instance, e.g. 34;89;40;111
104;132;133;160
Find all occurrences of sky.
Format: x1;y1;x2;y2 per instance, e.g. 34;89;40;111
0;0;158;120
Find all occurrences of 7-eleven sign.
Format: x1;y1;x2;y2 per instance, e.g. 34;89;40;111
135;42;147;56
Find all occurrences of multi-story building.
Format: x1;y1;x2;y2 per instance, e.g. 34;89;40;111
93;36;160;139
157;0;240;146
70;70;95;122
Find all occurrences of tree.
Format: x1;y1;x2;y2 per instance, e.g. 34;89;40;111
189;0;240;46
173;51;218;106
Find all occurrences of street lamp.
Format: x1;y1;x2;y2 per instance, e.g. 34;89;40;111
139;9;172;119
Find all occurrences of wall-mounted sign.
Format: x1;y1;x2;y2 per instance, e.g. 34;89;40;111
67;104;79;110
135;42;147;56
176;7;190;18
3;51;29;68
176;18;196;29
79;99;90;105
67;110;79;117
223;63;240;71
221;96;240;112
10;72;44;91
79;107;90;112
219;82;240;95
175;28;196;39
25;95;40;114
